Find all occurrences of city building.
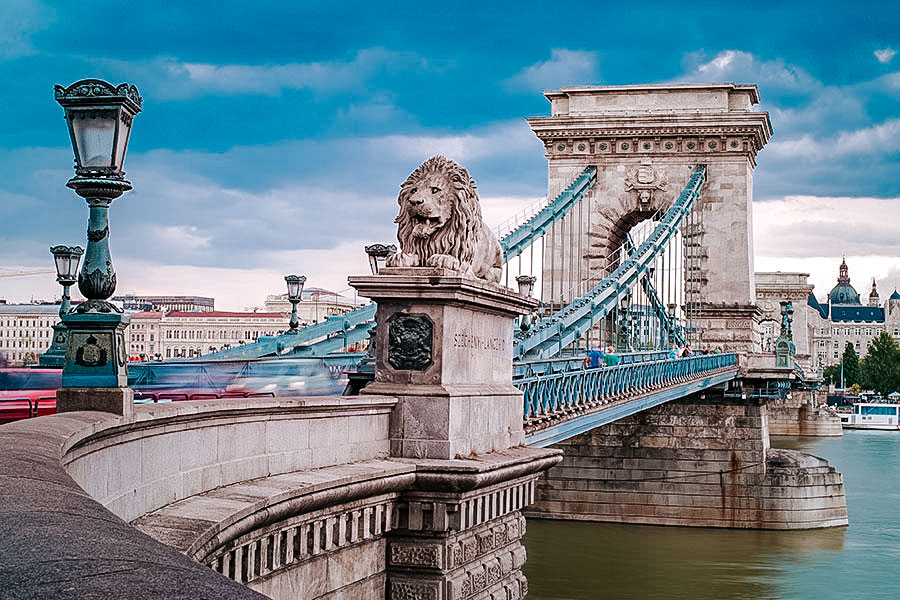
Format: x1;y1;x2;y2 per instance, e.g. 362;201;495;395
0;304;61;366
757;259;900;373
263;287;362;326
125;311;289;360
112;294;215;312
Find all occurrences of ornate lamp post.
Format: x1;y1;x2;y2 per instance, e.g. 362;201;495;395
284;274;307;332
54;79;142;415
39;245;84;367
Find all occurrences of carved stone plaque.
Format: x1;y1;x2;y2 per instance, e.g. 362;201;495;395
387;314;433;371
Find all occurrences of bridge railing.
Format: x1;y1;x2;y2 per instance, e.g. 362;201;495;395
519;352;737;426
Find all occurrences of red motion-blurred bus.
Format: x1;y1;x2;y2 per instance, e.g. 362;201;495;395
0;368;61;425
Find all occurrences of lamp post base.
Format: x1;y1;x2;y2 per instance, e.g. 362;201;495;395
56;386;133;417
39;323;69;368
60;310;129;387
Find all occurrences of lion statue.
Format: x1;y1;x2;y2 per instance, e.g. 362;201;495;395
386;156;503;284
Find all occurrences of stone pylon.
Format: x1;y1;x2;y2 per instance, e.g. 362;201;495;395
528;83;772;353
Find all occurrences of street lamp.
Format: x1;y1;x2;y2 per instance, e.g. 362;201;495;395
285;274;307;332
515;275;537;333
53;78;142;415
515;275;536;298
39;245;84;367
365;243;396;275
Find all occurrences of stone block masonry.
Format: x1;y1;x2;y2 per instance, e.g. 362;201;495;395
528;84;773;354
529;390;848;529
767;389;843;437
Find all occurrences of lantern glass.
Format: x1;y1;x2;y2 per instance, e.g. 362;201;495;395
50;245;83;282
113;113;133;172
364;244;397;275
515;275;536;297
285;275;306;301
367;254;379;275
70;109;118;169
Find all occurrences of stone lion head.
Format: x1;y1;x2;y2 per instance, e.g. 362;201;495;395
388;156;503;283
395;156;483;268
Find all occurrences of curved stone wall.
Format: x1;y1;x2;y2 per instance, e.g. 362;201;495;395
0;411;263;599
62;396;396;522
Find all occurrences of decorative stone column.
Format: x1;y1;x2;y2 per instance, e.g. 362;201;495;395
349;155;561;599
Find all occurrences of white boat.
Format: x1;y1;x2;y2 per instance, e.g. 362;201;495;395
840;403;900;430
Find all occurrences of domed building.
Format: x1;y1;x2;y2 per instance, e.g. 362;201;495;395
827;258;860;305
804;259;900;369
756;259;900;375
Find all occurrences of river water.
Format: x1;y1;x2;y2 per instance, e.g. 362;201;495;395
523;430;900;599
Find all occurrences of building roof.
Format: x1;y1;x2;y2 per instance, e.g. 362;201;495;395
831;305;884;323
807;292;829;319
0;304;62;315
892;290;900;301
129;311;164;319
165;311;284;319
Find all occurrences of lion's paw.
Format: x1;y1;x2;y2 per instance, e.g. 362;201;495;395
426;254;462;271
386;252;419;268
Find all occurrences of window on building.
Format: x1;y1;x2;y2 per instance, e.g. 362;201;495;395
866;328;872;336
834;341;839;348
834;351;839;359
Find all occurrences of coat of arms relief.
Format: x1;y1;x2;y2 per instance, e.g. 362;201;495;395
624;160;668;207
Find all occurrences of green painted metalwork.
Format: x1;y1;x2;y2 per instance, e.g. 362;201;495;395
775;301;796;369
514;164;707;361
199;303;377;360
625;233;685;348
499;166;597;261
520;352;738;446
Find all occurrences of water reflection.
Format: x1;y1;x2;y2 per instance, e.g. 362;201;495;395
524;520;845;600
522;432;881;600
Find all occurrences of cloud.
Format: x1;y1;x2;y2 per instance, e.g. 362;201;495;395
504;49;599;91
767;118;900;160
754;194;900;259
97;48;430;98
754;194;900;300
678;50;819;93
0;1;55;60
875;48;897;64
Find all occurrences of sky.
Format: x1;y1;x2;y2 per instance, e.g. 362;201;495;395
1;1;899;310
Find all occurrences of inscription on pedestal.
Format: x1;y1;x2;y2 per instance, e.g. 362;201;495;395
452;332;505;352
388;314;434;371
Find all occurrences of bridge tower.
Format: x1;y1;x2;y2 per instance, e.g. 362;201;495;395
528;84;772;353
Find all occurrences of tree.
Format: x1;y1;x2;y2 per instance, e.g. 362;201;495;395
823;364;841;386
840;342;860;388
860;332;900;398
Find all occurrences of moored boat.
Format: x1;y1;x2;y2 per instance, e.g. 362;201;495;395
840;402;900;430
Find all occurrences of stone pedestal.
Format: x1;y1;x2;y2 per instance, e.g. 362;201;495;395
39;322;68;367
387;449;560;600
349;268;538;460
56;386;134;417
58;310;132;414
